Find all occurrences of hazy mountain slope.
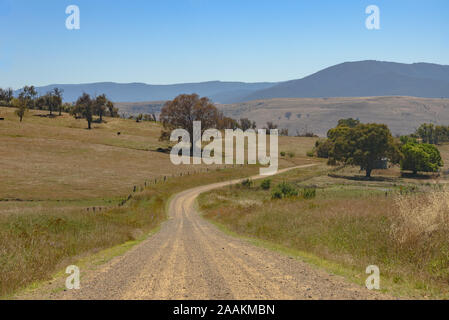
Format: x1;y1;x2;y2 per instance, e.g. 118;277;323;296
20;61;449;103
22;81;277;103
219;96;449;136
241;61;449;101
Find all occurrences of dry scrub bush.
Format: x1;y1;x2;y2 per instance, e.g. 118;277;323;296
391;188;449;244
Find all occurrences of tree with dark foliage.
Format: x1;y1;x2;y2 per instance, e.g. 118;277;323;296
159;94;220;149
75;93;94;129
328;123;400;177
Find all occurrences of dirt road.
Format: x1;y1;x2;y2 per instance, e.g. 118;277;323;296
42;165;388;300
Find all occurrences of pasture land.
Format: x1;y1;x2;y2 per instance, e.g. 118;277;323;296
0;106;316;297
199;161;449;299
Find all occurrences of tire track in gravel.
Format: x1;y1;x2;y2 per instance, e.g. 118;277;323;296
189;212;292;299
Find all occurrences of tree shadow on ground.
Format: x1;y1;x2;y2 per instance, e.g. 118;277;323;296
33;114;58;118
400;172;439;180
92;119;108;124
327;173;397;182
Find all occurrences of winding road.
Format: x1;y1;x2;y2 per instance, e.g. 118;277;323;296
42;164;388;300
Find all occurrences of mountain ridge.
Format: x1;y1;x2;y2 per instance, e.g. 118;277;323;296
15;81;278;104
14;60;449;103
239;60;449;101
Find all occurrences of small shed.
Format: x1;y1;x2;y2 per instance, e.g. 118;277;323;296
361;158;388;171
373;158;388;170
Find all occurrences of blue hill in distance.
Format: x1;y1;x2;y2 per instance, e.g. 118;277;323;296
17;60;449;104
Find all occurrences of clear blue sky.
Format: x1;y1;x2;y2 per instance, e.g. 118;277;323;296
1;0;448;89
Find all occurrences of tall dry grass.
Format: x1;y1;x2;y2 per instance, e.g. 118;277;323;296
0;190;166;297
392;187;449;244
200;182;449;297
0;166;260;298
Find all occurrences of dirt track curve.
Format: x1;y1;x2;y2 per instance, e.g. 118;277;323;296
42;164;389;300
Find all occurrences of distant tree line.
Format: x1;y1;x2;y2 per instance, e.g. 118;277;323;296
1;86;120;128
410;123;449;145
70;93;119;129
133;113;158;122
2;86;70;118
0;88;14;106
4;89;300;137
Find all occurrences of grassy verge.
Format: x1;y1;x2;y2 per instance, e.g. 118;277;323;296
0;193;164;297
198;166;449;299
0;165;260;298
9;226;160;299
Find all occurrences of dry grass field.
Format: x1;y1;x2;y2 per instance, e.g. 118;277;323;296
219;96;449;137
0;106;181;201
115;97;449;138
0;106;316;297
0;106;316;202
199;159;449;298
